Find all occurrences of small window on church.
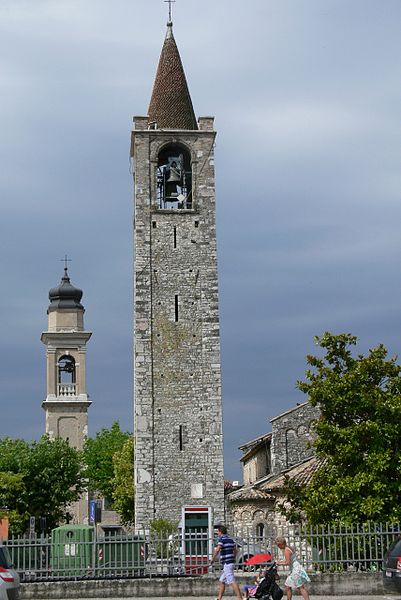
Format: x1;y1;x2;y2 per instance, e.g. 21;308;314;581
256;522;265;540
157;143;192;210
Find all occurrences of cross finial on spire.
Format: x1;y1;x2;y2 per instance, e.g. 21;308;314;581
60;254;72;275
164;0;175;23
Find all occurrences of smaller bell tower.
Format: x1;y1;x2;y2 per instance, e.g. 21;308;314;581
41;267;92;521
41;266;92;451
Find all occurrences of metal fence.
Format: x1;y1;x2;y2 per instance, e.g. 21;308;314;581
233;521;401;572
4;521;400;582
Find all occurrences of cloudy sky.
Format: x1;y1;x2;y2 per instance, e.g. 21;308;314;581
1;0;400;480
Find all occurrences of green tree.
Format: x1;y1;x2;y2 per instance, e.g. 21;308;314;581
0;436;85;534
24;436;86;527
84;422;131;503
112;437;135;525
0;472;27;534
281;332;401;524
149;518;178;558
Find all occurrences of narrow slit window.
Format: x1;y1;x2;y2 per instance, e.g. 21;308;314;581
173;226;177;248
179;425;183;451
175;295;179;322
152;221;157;229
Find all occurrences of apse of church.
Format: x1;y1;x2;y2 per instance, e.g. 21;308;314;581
132;18;224;528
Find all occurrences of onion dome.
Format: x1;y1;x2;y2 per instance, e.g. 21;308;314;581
48;268;84;311
148;21;198;130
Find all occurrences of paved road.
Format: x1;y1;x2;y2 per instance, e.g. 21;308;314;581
32;596;401;600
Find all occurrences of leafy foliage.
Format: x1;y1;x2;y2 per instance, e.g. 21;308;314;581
0;436;85;534
149;518;178;558
112;437;135;526
0;472;27;534
83;422;132;504
149;517;178;537
281;332;401;524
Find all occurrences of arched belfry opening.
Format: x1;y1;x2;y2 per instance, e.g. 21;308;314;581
57;355;76;396
157;143;192;210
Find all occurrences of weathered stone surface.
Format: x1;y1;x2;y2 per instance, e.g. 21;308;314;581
270;402;320;475
132;123;224;528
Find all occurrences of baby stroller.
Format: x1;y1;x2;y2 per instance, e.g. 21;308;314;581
253;562;283;600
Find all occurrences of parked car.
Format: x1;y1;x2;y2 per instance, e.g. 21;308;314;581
383;536;401;592
0;544;20;600
234;537;267;569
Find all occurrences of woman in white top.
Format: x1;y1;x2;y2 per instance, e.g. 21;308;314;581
275;537;310;600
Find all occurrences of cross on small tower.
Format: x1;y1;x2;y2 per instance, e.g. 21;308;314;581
60;254;72;274
164;0;175;23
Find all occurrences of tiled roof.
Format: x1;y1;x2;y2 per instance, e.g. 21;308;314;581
224;480;242;492
227;458;323;504
239;432;272;453
228;485;273;502
148;23;197;130
260;456;324;493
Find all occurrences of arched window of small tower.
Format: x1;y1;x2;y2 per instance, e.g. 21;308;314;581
157;144;192;210
57;355;76;397
255;522;265;541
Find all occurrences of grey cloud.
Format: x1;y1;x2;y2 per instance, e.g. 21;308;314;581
1;0;400;480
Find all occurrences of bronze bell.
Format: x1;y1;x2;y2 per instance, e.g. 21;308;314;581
167;161;181;182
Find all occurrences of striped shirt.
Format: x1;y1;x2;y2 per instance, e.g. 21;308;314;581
217;534;236;565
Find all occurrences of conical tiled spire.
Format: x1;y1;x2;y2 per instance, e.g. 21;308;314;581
148;22;198;130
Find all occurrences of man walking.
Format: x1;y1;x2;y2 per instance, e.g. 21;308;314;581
210;524;243;600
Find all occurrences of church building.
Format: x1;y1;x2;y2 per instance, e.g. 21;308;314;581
132;16;225;529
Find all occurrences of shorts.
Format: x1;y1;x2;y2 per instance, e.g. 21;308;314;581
219;562;236;585
243;584;258;597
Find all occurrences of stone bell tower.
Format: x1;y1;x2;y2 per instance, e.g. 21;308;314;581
132;18;225;529
41;266;92;522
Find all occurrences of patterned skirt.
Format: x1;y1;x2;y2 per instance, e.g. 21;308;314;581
285;560;311;589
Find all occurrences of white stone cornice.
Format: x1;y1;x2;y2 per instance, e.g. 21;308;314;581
41;331;92;345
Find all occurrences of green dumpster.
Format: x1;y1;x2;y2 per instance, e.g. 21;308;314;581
51;524;95;577
97;532;147;577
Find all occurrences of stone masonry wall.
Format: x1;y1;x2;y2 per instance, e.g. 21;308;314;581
22;571;387;598
270;402;321;475
133;118;224;529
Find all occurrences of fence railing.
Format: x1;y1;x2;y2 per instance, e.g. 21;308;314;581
233;521;401;572
4;522;400;582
